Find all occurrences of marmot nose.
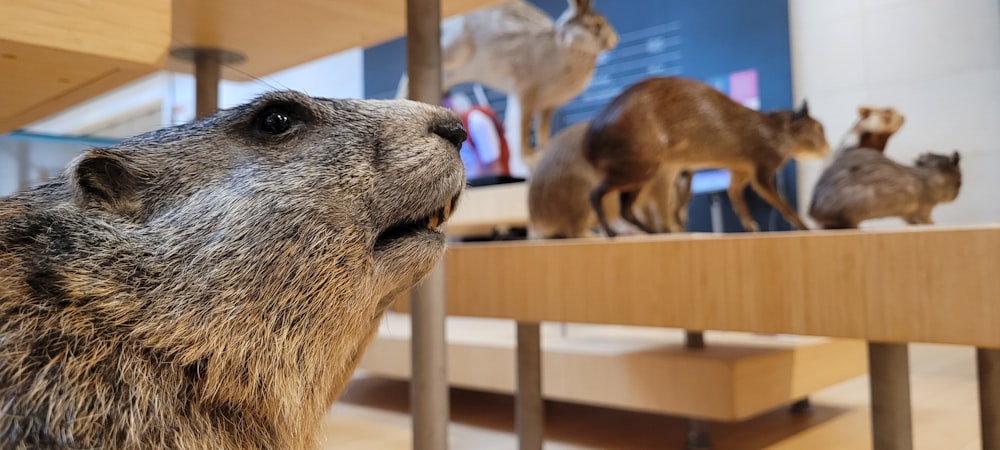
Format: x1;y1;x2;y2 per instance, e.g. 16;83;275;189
430;120;467;151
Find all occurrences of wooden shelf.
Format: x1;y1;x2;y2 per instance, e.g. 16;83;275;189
448;182;529;236
436;225;1000;348
0;0;171;133
358;315;867;421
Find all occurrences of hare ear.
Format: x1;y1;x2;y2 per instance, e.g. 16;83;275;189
951;151;961;165
569;0;592;14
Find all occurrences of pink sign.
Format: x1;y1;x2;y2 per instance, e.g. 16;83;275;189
728;69;760;110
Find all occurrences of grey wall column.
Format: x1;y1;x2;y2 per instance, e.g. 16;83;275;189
404;1;449;449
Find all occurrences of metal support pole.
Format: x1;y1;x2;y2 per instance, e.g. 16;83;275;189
168;47;244;120
684;330;708;448
409;263;448;450
516;322;544;450
685;331;705;349
405;1;448;449
868;342;913;450
978;348;1000;450
194;49;222;119
686;418;711;450
688;193;721;355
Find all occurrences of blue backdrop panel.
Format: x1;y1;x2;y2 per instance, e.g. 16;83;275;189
363;0;798;233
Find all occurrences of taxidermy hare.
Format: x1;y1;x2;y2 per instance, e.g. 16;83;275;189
398;0;619;171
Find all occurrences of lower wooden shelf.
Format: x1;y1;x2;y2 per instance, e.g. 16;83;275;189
357;314;867;421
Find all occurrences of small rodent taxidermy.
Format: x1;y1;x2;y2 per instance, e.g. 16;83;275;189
809;149;962;229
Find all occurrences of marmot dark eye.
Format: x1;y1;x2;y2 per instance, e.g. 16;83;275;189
260;111;291;135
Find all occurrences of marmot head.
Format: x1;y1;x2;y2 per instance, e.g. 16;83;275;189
67;90;467;307
0;91;467;448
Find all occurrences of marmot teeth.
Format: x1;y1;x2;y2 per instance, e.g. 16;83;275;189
427;206;446;230
426;196;458;232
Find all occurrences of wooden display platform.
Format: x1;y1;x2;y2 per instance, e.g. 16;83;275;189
358;314;867;421
401;224;1000;449
439;225;1000;347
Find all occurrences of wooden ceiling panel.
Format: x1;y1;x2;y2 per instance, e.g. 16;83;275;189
0;0;170;133
1;0;502;133
168;0;508;81
0;0;170;65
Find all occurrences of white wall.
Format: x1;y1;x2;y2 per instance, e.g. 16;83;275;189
789;0;1000;227
25;73;173;137
0;144;20;196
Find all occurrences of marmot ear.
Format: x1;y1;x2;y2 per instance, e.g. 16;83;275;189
70;148;145;215
951;151;961;165
858;106;873;119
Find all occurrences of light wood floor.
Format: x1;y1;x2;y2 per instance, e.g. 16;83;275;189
319;343;982;450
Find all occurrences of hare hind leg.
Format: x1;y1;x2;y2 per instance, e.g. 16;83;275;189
518;100;538;169
534;107;556;156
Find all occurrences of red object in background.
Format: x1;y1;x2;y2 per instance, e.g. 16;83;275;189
459;104;511;179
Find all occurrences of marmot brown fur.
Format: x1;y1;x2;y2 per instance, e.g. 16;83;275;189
0;91;467;449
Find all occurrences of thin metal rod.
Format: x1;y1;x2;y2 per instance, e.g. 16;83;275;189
685;331;705;349
978;348;1000;450
868;342;913;450
193;49;221;119
516;322;544;450
406;1;447;449
686;418;711;450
